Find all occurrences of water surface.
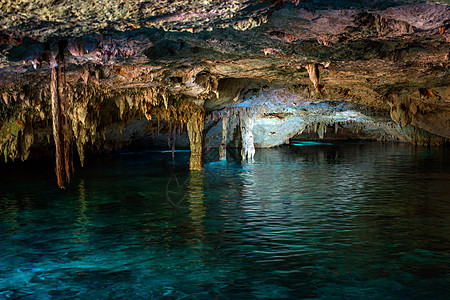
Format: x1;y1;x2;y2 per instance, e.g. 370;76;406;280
1;143;449;299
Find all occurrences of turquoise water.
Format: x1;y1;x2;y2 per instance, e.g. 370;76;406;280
1;143;449;299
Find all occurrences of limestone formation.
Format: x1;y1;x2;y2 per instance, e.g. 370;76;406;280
187;109;205;171
306;64;322;94
240;115;255;163
219;116;228;161
0;0;449;185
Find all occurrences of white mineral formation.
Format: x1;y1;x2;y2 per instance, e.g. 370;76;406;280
240;116;255;162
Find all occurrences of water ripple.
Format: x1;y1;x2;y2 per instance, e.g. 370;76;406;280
0;144;449;298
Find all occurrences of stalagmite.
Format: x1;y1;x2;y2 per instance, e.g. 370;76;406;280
187;110;205;171
240;115;255;162
219;116;228;161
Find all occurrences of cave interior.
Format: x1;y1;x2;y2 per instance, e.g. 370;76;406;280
0;0;449;186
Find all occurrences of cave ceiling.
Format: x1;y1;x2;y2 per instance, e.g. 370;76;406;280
0;0;449;138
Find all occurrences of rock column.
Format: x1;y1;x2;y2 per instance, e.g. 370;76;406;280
240;115;255;162
187;110;205;171
219;116;228;160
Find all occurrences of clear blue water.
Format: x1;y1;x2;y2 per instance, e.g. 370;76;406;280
1;143;449;299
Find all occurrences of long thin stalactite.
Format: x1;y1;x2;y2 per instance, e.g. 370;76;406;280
51;65;65;188
50;44;71;188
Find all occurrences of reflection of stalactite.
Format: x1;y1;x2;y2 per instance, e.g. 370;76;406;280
240;114;255;162
187;172;206;228
185;172;206;250
1;196;20;233
219;116;228;160
75;179;89;244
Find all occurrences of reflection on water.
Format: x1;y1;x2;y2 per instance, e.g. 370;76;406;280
0;143;449;299
73;179;90;247
187;172;206;229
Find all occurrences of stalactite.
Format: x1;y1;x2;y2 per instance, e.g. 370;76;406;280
318;123;327;139
63;112;72;182
20;119;34;161
167;121;172;148
157;118;160;135
59;57;72;183
240;114;255;162
187;109;205;171
50;43;72;188
306;63;322;94
219;116;228;161
168;122;177;158
177;123;182;139
51;66;65;188
171;125;176;158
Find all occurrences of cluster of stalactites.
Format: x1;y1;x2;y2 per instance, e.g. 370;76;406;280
208;105;259;163
0;84;51;162
145;98;206;168
302;120;384;139
397;125;448;146
63;85;172;166
68;86;208;171
1;81;209;183
0;116;34;163
300;119;448;145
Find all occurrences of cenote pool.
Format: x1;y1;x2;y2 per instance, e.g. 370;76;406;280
1;142;449;299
